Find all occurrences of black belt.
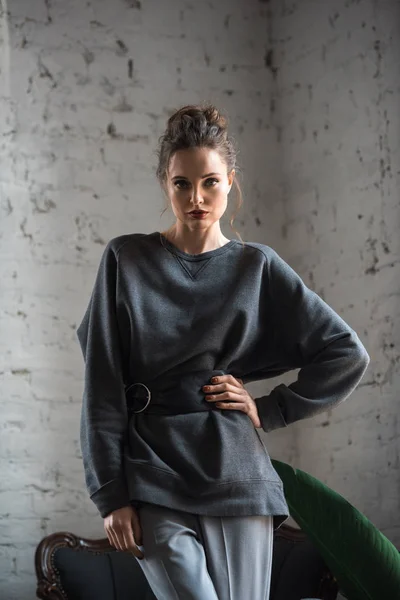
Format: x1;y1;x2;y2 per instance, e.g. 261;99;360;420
125;369;228;416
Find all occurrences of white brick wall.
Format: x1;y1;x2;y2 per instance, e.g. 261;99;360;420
258;0;400;555
0;0;398;597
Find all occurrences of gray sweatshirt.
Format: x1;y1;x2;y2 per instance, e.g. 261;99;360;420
76;231;370;530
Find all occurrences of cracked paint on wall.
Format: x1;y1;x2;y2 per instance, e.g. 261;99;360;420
0;0;399;598
0;1;276;597
263;0;400;559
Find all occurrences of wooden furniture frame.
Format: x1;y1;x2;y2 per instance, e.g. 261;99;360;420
35;524;339;600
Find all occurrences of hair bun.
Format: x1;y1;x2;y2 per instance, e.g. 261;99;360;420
166;103;228;137
203;105;228;131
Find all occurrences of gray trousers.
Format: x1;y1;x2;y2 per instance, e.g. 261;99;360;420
134;502;274;600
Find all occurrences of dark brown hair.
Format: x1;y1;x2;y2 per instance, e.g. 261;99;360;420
155;102;244;245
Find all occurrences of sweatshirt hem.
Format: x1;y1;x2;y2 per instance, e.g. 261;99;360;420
125;462;290;531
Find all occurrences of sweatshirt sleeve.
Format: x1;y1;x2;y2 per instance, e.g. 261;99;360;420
254;248;370;433
76;239;131;518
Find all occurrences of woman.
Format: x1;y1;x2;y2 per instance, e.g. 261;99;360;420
76;103;370;600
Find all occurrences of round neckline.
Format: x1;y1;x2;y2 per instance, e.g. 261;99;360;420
157;231;238;261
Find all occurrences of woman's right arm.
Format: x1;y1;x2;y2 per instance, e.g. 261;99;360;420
76;239;131;518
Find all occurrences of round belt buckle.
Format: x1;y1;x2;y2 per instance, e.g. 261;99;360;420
126;382;151;413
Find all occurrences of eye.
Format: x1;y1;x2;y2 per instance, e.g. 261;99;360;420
174;178;219;189
174;179;189;189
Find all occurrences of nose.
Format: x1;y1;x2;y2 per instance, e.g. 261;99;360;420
190;183;204;205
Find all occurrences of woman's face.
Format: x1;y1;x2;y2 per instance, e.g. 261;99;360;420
164;147;235;228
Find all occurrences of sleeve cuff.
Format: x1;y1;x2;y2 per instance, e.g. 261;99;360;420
90;478;131;518
254;388;288;433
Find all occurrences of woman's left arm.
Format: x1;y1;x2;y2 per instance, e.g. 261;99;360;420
254;248;370;433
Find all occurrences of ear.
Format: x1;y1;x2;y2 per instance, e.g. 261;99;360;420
228;169;235;190
161;179;169;199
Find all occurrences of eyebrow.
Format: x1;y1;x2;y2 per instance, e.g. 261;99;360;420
171;172;219;181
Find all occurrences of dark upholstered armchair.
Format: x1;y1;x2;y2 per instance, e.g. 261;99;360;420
35;524;339;600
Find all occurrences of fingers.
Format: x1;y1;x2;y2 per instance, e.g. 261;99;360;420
132;511;143;546
205;385;247;404
130;546;145;560
122;525;144;560
106;527;123;551
204;376;250;413
215;400;249;412
219;375;244;387
107;524;144;558
205;375;245;395
104;507;144;558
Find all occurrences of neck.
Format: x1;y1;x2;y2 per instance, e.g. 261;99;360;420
160;225;231;255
